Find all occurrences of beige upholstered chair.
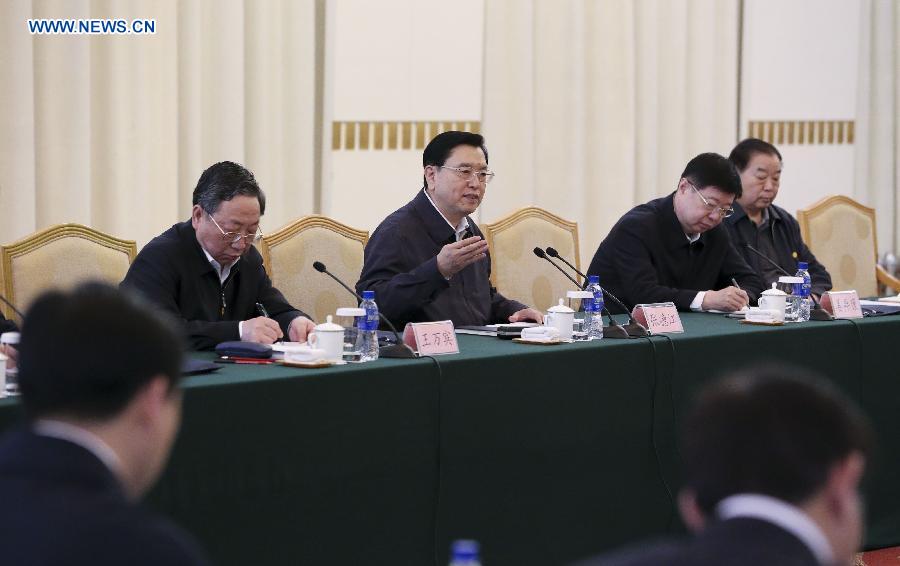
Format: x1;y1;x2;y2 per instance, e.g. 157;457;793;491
0;224;137;321
482;207;580;312
259;215;368;323
797;195;900;297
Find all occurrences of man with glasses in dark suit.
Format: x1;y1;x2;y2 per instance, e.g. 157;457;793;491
356;130;542;329
122;161;314;349
586;153;764;313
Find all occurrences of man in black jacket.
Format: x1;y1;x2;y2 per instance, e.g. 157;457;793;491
726;139;832;297
356;131;542;329
122;161;314;350
0;283;209;566
586;153;764;312
573;365;872;566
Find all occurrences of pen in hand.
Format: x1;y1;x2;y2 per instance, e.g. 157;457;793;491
255;302;282;343
731;278;742;290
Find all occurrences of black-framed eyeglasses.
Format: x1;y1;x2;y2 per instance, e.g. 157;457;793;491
440;165;496;184
686;180;735;218
207;213;263;245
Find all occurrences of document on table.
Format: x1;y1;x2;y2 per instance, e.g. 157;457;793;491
456;322;540;336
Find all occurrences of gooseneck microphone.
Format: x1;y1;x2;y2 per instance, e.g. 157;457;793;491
544;247;648;337
546;247;587;280
533;248;630;339
744;243;790;277
533;247;579;287
742;244;833;321
312;261;416;358
0;295;24;320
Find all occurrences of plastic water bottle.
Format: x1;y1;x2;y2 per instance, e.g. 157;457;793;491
585;275;604;340
358;290;379;361
794;262;812;322
449;540;481;566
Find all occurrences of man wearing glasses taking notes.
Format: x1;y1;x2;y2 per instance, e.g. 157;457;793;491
586;153;764;313
122;161;314;350
357;131;542;329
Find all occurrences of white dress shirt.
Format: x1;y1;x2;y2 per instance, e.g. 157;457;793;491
716;493;834;565
34;419;124;479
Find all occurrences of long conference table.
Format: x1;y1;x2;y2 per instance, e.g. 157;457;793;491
1;312;899;566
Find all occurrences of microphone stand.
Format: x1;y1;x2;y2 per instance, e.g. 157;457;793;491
544;247;648;336
312;262;416;358
0;295;24;320
533;248;629;339
744;243;833;321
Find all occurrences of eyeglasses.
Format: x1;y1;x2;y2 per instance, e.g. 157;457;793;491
440;165;496;184
207;213;263;245
687;181;735;218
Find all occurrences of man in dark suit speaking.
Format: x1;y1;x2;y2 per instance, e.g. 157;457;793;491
574;366;873;566
0;283;208;566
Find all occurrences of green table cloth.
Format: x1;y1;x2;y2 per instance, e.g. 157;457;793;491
1;312;898;565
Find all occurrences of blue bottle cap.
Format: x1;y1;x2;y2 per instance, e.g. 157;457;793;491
362;290;375;300
797;261;808;270
588;275;599;284
451;540;480;559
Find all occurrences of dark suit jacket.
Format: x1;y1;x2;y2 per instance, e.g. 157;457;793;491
573;517;820;566
0;313;16;334
586;193;764;312
0;427;208;566
121;220;307;350
356;190;525;329
725;203;832;296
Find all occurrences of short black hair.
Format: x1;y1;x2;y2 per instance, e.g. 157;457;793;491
192;161;266;215
18;282;185;421
728;138;783;173
682;365;874;515
422;131;489;189
681;152;743;198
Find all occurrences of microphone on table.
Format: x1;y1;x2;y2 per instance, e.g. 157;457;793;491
743;243;833;321
544;247;648;337
0;294;24;320
533;248;629;339
312;261;416;358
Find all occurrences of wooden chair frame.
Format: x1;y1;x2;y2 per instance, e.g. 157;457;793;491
259;215;369;279
482;206;581;287
0;223;137;320
797;195;900;293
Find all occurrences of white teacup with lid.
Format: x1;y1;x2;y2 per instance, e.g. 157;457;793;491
758;283;788;322
307;315;345;362
544;299;574;341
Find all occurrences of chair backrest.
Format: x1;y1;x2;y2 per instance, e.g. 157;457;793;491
796;195;878;297
0;224;137;321
482;207;580;312
259;215;369;323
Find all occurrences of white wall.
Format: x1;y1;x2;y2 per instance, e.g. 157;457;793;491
324;0;485;232
740;0;862;215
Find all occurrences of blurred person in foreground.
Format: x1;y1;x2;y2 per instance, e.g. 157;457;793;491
0;282;209;566
574;365;873;566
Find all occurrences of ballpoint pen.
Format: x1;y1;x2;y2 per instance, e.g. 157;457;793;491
256;302;284;343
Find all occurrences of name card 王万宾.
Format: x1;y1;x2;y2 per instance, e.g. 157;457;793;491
402;320;460;356
631;302;684;334
821;290;863;319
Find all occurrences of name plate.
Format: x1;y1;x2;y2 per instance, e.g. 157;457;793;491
402;320;460;355
631;302;684;334
821;290;863;319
